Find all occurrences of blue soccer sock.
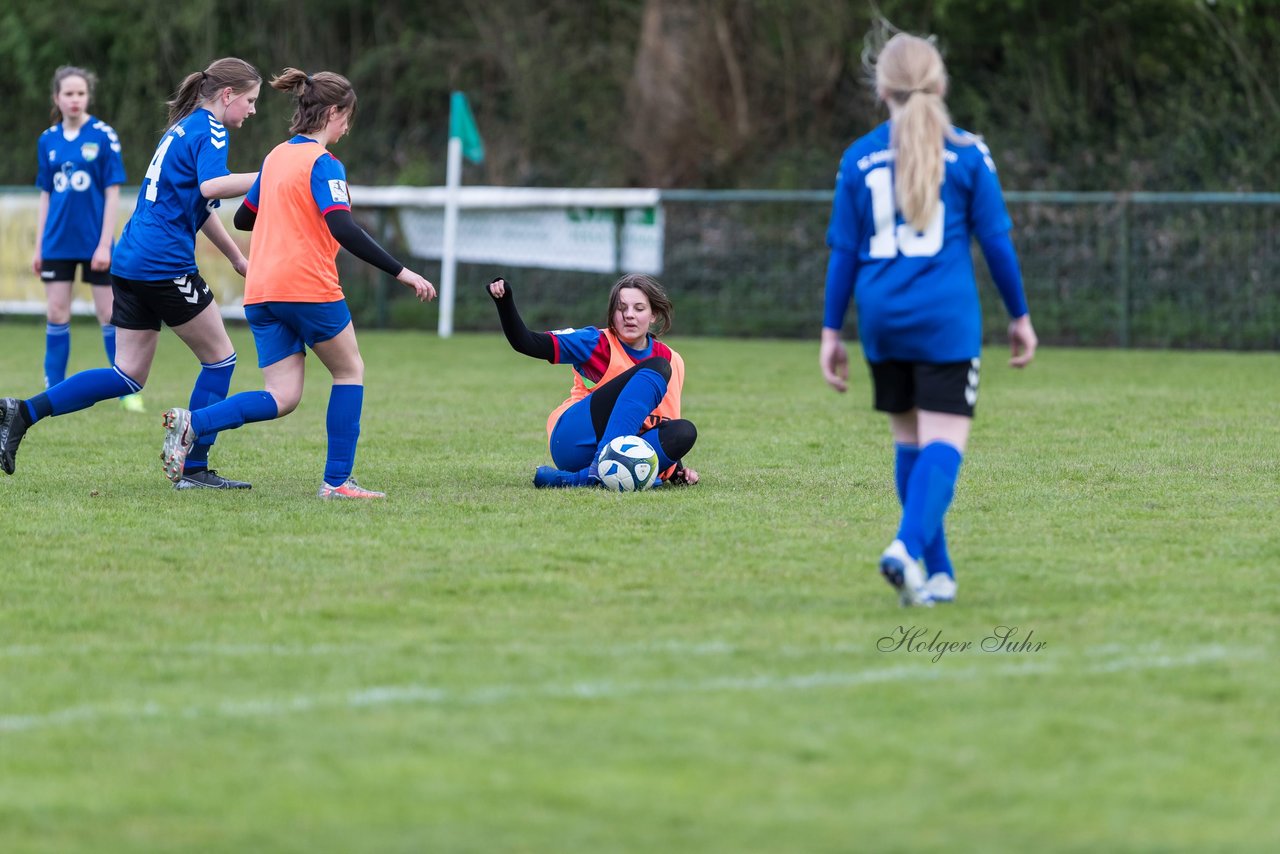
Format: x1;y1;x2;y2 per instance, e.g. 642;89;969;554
44;322;71;387
323;383;363;487
596;367;667;456
101;324;116;365
27;365;142;424
184;354;236;472
895;443;954;577
896;441;964;560
190;390;279;439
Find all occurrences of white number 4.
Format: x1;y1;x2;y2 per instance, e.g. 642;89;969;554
143;133;177;203
865;167;944;259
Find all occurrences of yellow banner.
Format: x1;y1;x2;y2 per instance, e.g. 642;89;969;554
0;189;249;310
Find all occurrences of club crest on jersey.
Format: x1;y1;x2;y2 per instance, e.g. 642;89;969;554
81;142;100;162
48;150;57;163
328;180;350;204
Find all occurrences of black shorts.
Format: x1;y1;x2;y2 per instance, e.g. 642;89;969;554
110;273;215;331
868;358;981;417
41;259;111;286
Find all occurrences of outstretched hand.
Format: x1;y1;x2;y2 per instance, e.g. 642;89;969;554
1008;314;1038;368
398;268;437;302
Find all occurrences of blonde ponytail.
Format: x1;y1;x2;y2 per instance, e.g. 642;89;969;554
875;34;957;232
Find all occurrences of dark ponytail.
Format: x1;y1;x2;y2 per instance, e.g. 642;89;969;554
270;67;357;135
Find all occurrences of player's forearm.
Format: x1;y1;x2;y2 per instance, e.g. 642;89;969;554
200;215;244;264
200;172;258;200
97;185;121;249
490;284;555;361
34;192;50;253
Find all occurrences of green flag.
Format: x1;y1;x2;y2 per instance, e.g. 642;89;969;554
449;91;484;164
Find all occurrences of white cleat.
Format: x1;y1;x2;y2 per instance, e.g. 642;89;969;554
925;573;957;604
160;407;196;483
879;539;933;607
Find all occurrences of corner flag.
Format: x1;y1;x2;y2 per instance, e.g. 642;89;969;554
449;92;484;164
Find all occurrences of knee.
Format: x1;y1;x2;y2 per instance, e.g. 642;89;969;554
266;387;301;416
659;418;697;459
46;306;70;325
641;356;672;383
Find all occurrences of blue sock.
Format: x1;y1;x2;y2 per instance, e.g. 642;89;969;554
44;323;71;387
597;367;667;457
101;324;116;365
324;384;363;487
190;390;279;438
895;443;954;577
184;354;236;472
896;442;964;560
28;365;142;424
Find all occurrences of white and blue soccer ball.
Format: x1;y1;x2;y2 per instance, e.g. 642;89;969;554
596;435;660;492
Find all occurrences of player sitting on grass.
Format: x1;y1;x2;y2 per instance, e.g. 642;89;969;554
487;274;700;488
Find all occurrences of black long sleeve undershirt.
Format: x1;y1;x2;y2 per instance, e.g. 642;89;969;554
489;280;556;362
232;201;404;278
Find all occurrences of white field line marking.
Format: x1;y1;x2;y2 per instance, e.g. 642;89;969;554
0;644;1257;734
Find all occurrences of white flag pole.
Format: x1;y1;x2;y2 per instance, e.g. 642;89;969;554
438;135;462;338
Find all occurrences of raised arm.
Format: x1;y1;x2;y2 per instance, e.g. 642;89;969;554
487;278;556;362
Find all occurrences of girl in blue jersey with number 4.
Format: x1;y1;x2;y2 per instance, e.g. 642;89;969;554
31;66;142;411
1;58;261;488
820;33;1038;607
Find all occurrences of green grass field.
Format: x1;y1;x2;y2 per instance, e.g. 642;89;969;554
1;319;1278;853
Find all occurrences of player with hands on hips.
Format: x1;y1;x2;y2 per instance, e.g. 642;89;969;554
821;32;1038;606
487;274;699;488
159;68;435;499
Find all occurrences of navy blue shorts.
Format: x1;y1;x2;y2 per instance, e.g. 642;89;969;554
245;300;352;368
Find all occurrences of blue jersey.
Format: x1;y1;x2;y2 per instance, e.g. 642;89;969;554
35;116;126;260
826;122;1012;362
111;109;231;281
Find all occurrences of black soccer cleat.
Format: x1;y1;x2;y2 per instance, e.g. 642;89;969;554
172;469;252;490
0;397;30;476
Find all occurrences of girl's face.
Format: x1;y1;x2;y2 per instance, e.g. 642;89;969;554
328;106;353;142
55;76;89;122
220;82;261;128
612;287;654;348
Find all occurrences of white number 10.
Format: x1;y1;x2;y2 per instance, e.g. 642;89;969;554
865;166;944;259
143;133;176;203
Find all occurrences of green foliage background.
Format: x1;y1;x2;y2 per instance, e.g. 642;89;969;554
2;0;1276;191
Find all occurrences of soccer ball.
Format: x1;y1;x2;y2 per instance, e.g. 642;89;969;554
596;435;660;492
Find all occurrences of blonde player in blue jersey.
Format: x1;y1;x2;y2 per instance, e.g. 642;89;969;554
0;58;261;487
820;33;1038;607
31;66;142;411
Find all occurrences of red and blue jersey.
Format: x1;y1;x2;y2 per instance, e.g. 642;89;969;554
35;116;126;260
548;325;674;387
544;326;684;438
